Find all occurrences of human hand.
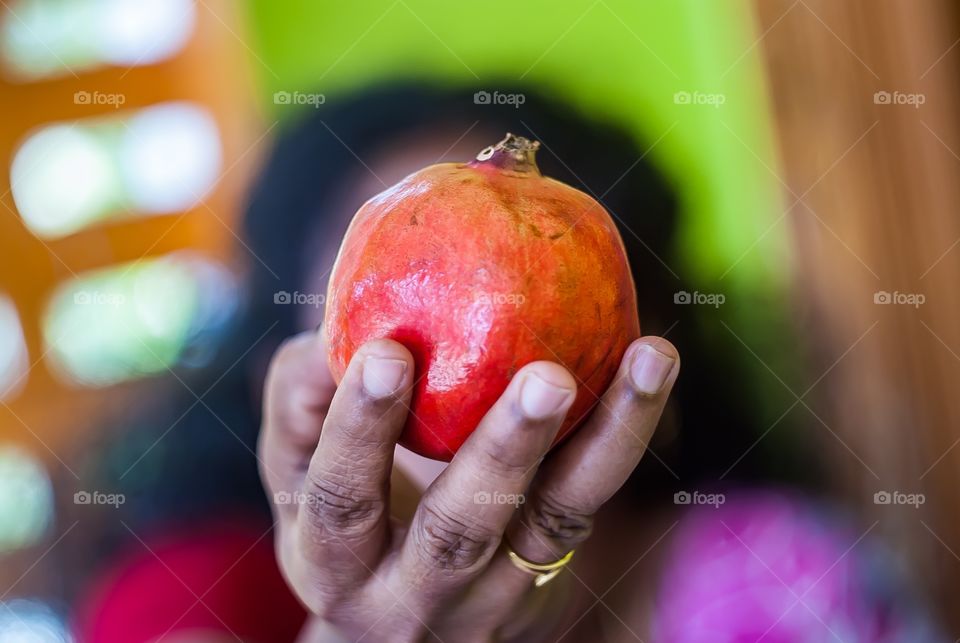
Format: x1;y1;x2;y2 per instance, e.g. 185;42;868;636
258;329;678;642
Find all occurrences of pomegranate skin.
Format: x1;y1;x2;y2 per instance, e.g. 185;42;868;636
324;135;640;461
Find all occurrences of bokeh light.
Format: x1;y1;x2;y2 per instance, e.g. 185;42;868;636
0;295;28;401
0;446;53;552
0;599;71;643
10;125;119;238
43;253;239;387
119;102;222;214
11;102;222;238
1;0;195;81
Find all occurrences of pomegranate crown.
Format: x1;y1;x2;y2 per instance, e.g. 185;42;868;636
472;133;540;175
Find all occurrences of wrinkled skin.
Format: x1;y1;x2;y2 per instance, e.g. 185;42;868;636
325;156;640;460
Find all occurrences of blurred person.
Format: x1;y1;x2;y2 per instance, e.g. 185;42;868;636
71;83;942;641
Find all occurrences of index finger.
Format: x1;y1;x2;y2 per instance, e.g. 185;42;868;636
291;338;415;605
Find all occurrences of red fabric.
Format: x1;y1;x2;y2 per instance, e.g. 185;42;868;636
75;518;306;643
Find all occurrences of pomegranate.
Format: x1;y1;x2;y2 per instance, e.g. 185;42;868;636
324;134;640;461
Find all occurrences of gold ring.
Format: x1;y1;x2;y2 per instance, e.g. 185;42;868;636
505;543;574;587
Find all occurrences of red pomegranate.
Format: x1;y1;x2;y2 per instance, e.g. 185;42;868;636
324;134;639;461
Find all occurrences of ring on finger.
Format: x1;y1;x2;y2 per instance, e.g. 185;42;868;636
504;541;575;587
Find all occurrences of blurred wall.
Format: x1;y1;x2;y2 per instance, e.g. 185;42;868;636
0;0;262;458
756;0;960;629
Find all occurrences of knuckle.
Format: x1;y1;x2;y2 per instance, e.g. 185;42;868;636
479;437;540;476
301;474;384;537
414;505;498;573
525;493;593;545
332;422;394;456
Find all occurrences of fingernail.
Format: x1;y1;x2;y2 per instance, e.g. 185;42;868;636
519;373;574;420
630;345;675;395
362;356;408;398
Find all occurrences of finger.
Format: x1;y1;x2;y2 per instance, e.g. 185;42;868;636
382;361;576;622
456;338;677;624
295;339;414;594
509;337;679;562
258;329;337;512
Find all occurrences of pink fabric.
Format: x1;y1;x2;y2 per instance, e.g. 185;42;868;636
652;491;937;643
75;517;306;643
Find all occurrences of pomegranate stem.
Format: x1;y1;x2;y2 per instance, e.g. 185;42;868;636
472;133;540;175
